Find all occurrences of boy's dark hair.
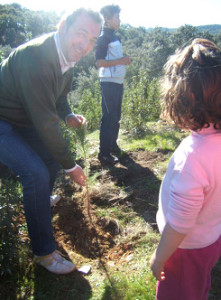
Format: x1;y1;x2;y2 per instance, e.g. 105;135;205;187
161;38;221;130
100;5;121;19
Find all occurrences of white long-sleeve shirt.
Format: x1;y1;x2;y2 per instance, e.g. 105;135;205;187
157;125;221;249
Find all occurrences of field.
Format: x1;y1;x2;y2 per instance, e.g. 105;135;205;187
0;123;221;300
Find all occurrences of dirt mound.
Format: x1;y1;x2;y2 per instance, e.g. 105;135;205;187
52;150;164;265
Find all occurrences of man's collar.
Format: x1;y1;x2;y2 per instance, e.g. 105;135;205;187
54;32;75;74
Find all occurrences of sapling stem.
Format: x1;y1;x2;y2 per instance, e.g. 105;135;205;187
73;125;92;223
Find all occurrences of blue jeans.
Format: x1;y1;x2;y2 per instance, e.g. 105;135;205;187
0;120;60;255
100;82;123;155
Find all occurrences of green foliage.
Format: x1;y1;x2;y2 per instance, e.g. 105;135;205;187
0;3;58;48
59;123;77;161
0;44;13;62
101;273;156;300
70;79;102;131
72;125;89;164
122;69;160;135
120;24;221;82
0;178;23;275
70;125;101;188
142;28;173;78
24;10;58;40
0;3;27;47
196;24;221;35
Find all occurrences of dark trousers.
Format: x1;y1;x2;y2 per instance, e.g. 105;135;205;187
0;120;60;255
99;82;123;155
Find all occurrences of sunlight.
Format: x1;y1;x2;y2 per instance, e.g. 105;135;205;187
2;0;221;28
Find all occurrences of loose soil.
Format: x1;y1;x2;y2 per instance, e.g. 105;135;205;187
51;150;165;267
50;149;220;299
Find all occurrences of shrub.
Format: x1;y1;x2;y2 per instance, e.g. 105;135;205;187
122;69;160;136
69;80;102;131
0;178;23;274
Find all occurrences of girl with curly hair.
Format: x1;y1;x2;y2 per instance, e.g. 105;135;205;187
150;38;221;300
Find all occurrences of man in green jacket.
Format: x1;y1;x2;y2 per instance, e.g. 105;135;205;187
0;8;101;274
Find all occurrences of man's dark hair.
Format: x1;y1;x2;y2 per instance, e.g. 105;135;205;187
58;8;102;29
100;5;121;19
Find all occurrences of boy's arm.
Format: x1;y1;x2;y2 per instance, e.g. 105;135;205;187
96;56;131;68
150;223;186;281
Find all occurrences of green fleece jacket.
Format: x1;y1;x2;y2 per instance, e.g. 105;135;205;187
0;33;76;169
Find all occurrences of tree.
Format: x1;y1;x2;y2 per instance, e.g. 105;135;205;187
0;3;59;47
24;10;58;39
142;28;172;79
0;4;27;47
0;44;13;62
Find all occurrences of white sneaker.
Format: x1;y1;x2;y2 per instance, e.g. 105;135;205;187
34;250;76;274
50;195;61;207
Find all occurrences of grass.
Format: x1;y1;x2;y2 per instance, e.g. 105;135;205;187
0;122;220;300
120;122;188;152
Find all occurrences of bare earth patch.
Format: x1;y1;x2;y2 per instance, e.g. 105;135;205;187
52;150;164;267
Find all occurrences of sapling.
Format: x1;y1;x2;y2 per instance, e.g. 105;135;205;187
72;125;92;222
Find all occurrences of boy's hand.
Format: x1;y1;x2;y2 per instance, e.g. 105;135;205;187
150;250;166;281
122;55;131;65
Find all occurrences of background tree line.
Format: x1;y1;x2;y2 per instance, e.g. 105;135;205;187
1;3;221;135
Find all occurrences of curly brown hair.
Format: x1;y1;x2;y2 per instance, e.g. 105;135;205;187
161;38;221;130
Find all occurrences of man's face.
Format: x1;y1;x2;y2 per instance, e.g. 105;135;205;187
59;13;101;62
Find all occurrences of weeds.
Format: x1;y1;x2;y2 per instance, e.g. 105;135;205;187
0;178;23;275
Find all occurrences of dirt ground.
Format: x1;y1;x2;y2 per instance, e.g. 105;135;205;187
2;149;220;299
50;149;221;299
52;150;165;266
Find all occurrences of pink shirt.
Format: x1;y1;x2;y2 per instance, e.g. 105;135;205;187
157;125;221;249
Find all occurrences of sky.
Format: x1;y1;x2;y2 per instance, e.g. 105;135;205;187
1;0;221;29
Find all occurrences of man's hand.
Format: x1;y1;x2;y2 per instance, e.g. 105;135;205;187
150;250;166;281
66;114;87;129
68;164;86;186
